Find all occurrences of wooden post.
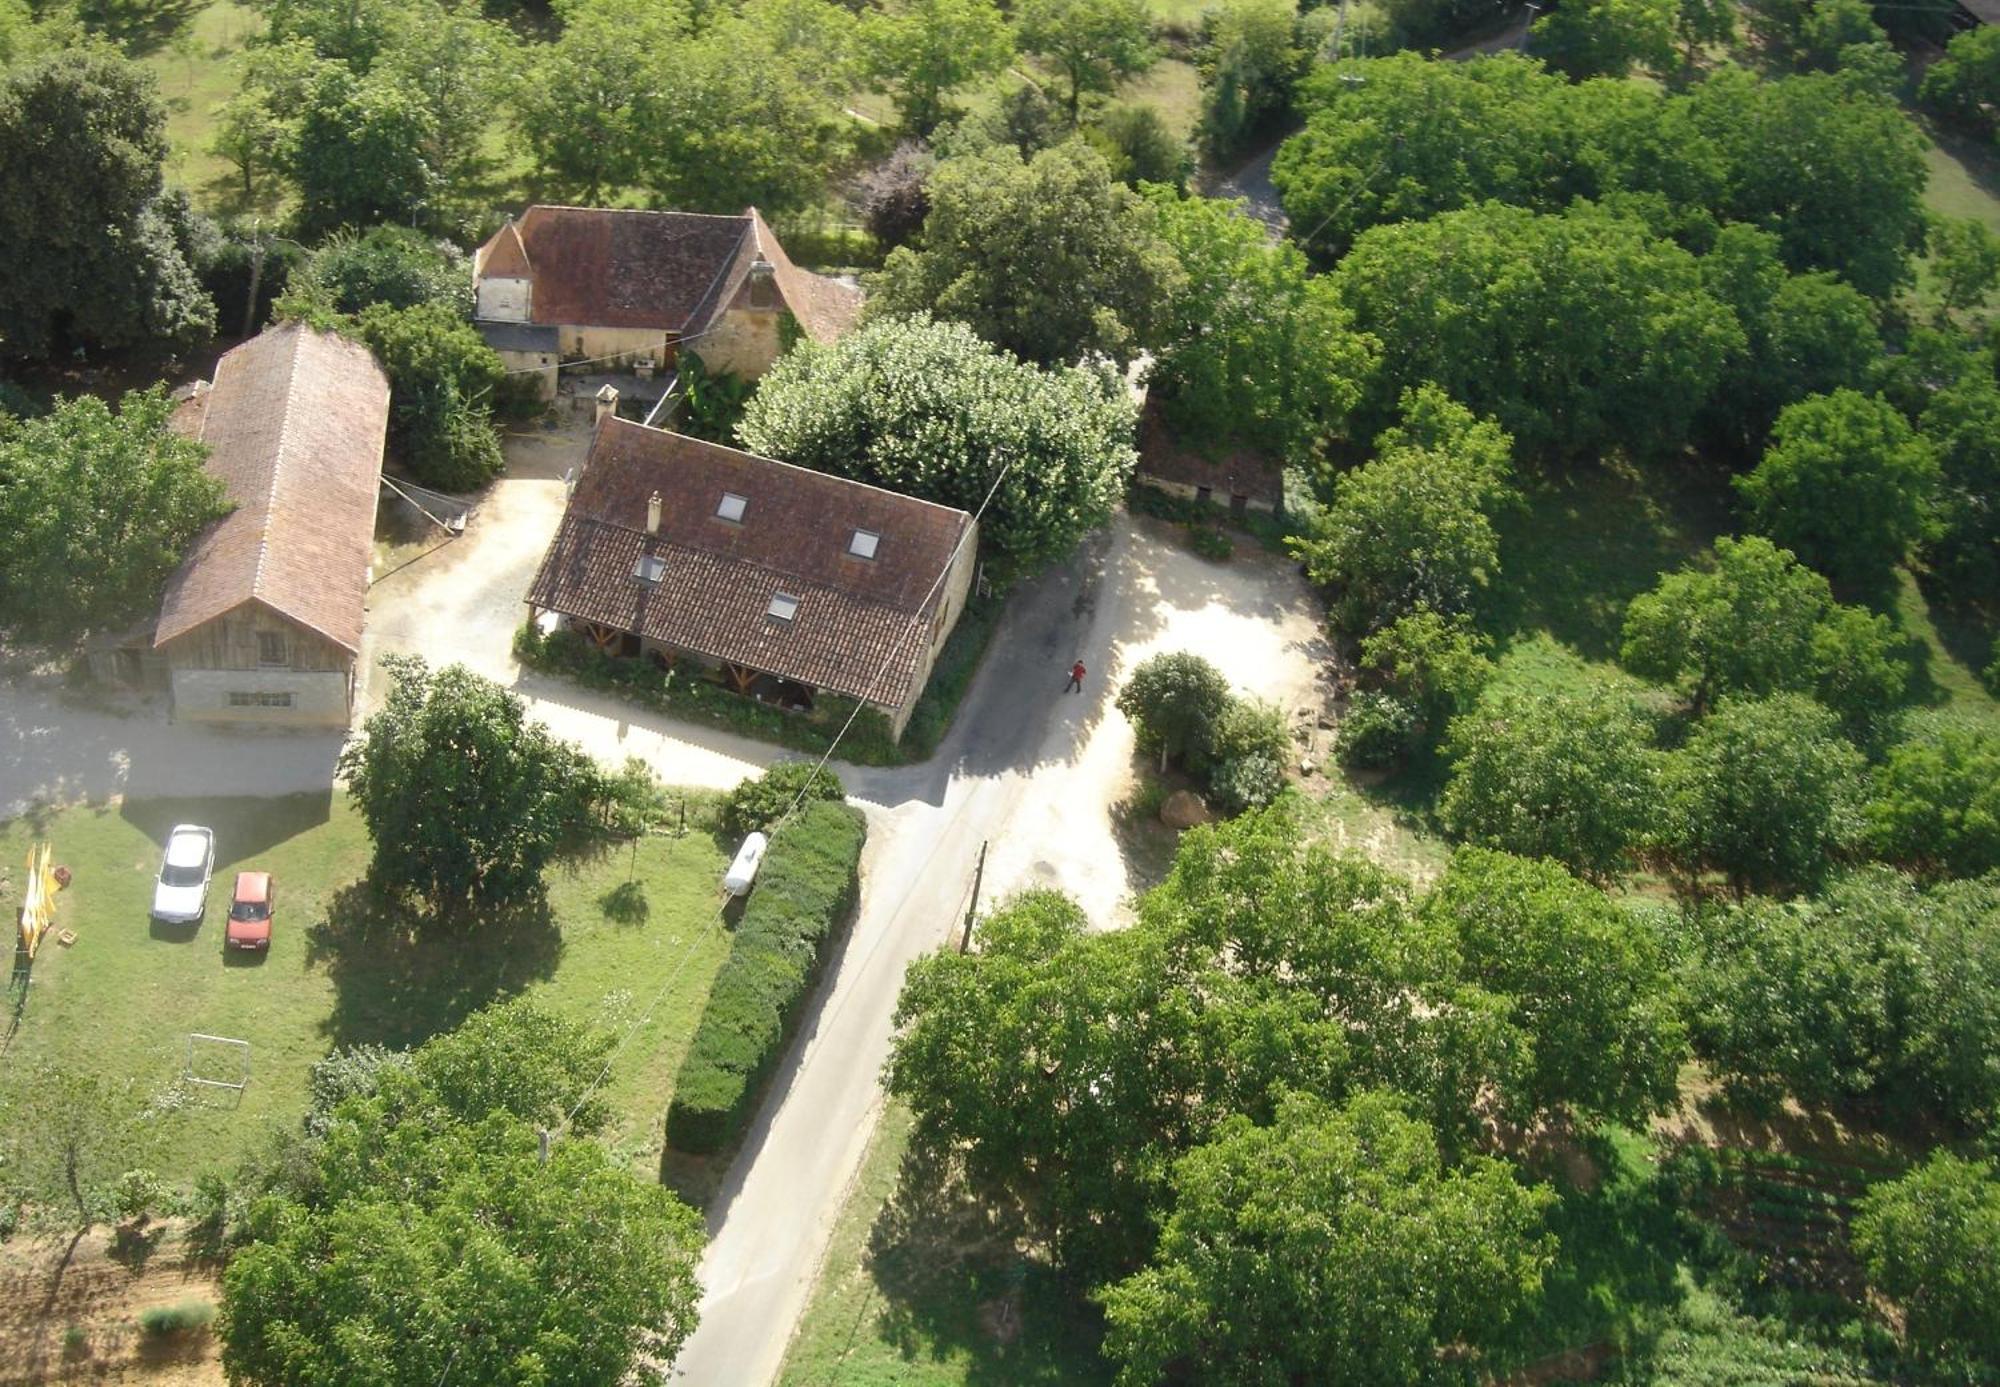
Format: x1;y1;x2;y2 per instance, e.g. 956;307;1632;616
959;839;989;953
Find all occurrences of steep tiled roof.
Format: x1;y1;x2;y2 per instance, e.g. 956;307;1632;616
475;206;864;343
525;419;973;706
1136;400;1286;507
154;323;390;654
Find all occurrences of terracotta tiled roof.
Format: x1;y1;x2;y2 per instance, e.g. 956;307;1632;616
154;323;390;655
525;419;974;706
474;206;864;343
1136;399;1286;507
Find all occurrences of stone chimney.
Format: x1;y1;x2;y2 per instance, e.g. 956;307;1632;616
646;491;663;535
748;256;777;310
595;383;619;426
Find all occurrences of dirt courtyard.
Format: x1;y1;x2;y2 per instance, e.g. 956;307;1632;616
0;1228;222;1386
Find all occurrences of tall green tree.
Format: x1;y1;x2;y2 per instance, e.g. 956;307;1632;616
1928;214;2000;323
1657;693;1865;895
1440;677;1661;882
1331;201;1741;460
288;61;441;238
1620;535;1908;724
338;657;608;913
1016;0;1152;125
0;1065;144;1232
350;301;506;491
1736;390;1940;589
372;3;520;226
1688;70;1925;300
1099;1092;1555;1387
1919;372;2000;607
220;1003;703;1385
0;389;228;645
513;0;689;202
1147;190;1377;462
1864;717;2000;880
1195;0;1309;162
1422;850;1686;1126
1116;651;1234;772
1920;24;2000;139
737;314;1136;575
858;0;1013;135
1531;0;1677;79
0;48;215;359
1854;1152;2000;1368
874;139;1182;366
1291;386;1515;633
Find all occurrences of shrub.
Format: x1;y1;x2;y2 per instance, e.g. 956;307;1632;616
187;1171;230;1259
112;1169;163;1224
1210;753;1285;814
666;802;867;1153
140;1300;215;1336
721;763;847;839
515;623;906;766
1188;524;1233;560
1118;651;1234;772
1339;691;1420;770
1853;1152;2000;1365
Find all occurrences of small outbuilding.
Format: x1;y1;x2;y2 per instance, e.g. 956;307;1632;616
152;322;391;727
1134;402;1286;517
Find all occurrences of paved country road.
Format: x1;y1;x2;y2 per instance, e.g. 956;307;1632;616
671;520;1327;1386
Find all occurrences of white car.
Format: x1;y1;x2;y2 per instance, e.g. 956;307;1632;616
151;825;215;924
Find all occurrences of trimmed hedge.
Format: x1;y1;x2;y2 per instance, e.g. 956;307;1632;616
665;800;867;1154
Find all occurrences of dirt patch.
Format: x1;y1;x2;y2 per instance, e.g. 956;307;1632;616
0;1226;223;1386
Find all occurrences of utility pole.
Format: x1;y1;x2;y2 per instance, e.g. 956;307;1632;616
1520;3;1540;52
958;840;989;953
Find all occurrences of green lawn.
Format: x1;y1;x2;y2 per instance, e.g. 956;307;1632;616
0;793;730;1184
142;0;263;213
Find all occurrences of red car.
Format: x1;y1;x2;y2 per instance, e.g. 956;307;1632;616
226;872;274;951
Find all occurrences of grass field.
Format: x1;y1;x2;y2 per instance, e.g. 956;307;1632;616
0;793;731;1184
141;0;262;212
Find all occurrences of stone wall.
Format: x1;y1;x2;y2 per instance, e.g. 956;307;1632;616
169;667;352;729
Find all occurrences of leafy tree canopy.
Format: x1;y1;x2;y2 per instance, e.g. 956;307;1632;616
1116;651;1234;771
1921;24;2000;139
1331;201;1741;460
737;314;1136;576
1854;1151;2000;1368
1292;385;1516;633
281;224;472;319
1424;849;1686;1126
1016;0;1153;124
1440;666;1663;882
1531;0;1677;80
1195;0;1312;163
1099;1091;1556;1387
1736;389;1939;590
1620;535;1909;731
1919;371;2000;608
220;1002;703;1386
858;0;1013;135
1864;716;2000;881
0;388;229;646
349;301;506;491
0;48;215;360
1657;692;1865;896
872;139;1183;367
337;656;609;913
1147;189;1377;463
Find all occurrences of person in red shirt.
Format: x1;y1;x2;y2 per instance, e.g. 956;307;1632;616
1065;660;1086;694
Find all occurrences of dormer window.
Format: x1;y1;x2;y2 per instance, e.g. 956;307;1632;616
716;492;748;523
848;529;880;560
767;592;799;621
633;554;666;583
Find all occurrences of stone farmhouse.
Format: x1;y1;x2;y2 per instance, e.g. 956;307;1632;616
471;206;864;399
525;417;977;741
148;322;391;727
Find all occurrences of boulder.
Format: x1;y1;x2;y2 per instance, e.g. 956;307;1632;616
1159;789;1214;830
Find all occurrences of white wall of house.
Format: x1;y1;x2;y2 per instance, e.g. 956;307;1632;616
170;667;351;728
564;325;670;367
477;275;531;322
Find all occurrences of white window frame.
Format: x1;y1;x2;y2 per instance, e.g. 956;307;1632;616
767;592;800;621
716;492;748;523
633;554;667;583
849;529;880;560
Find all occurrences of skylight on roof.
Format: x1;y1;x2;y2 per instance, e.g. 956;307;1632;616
768;592;799;621
849;528;880;560
717;492;748;523
632;554;666;583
